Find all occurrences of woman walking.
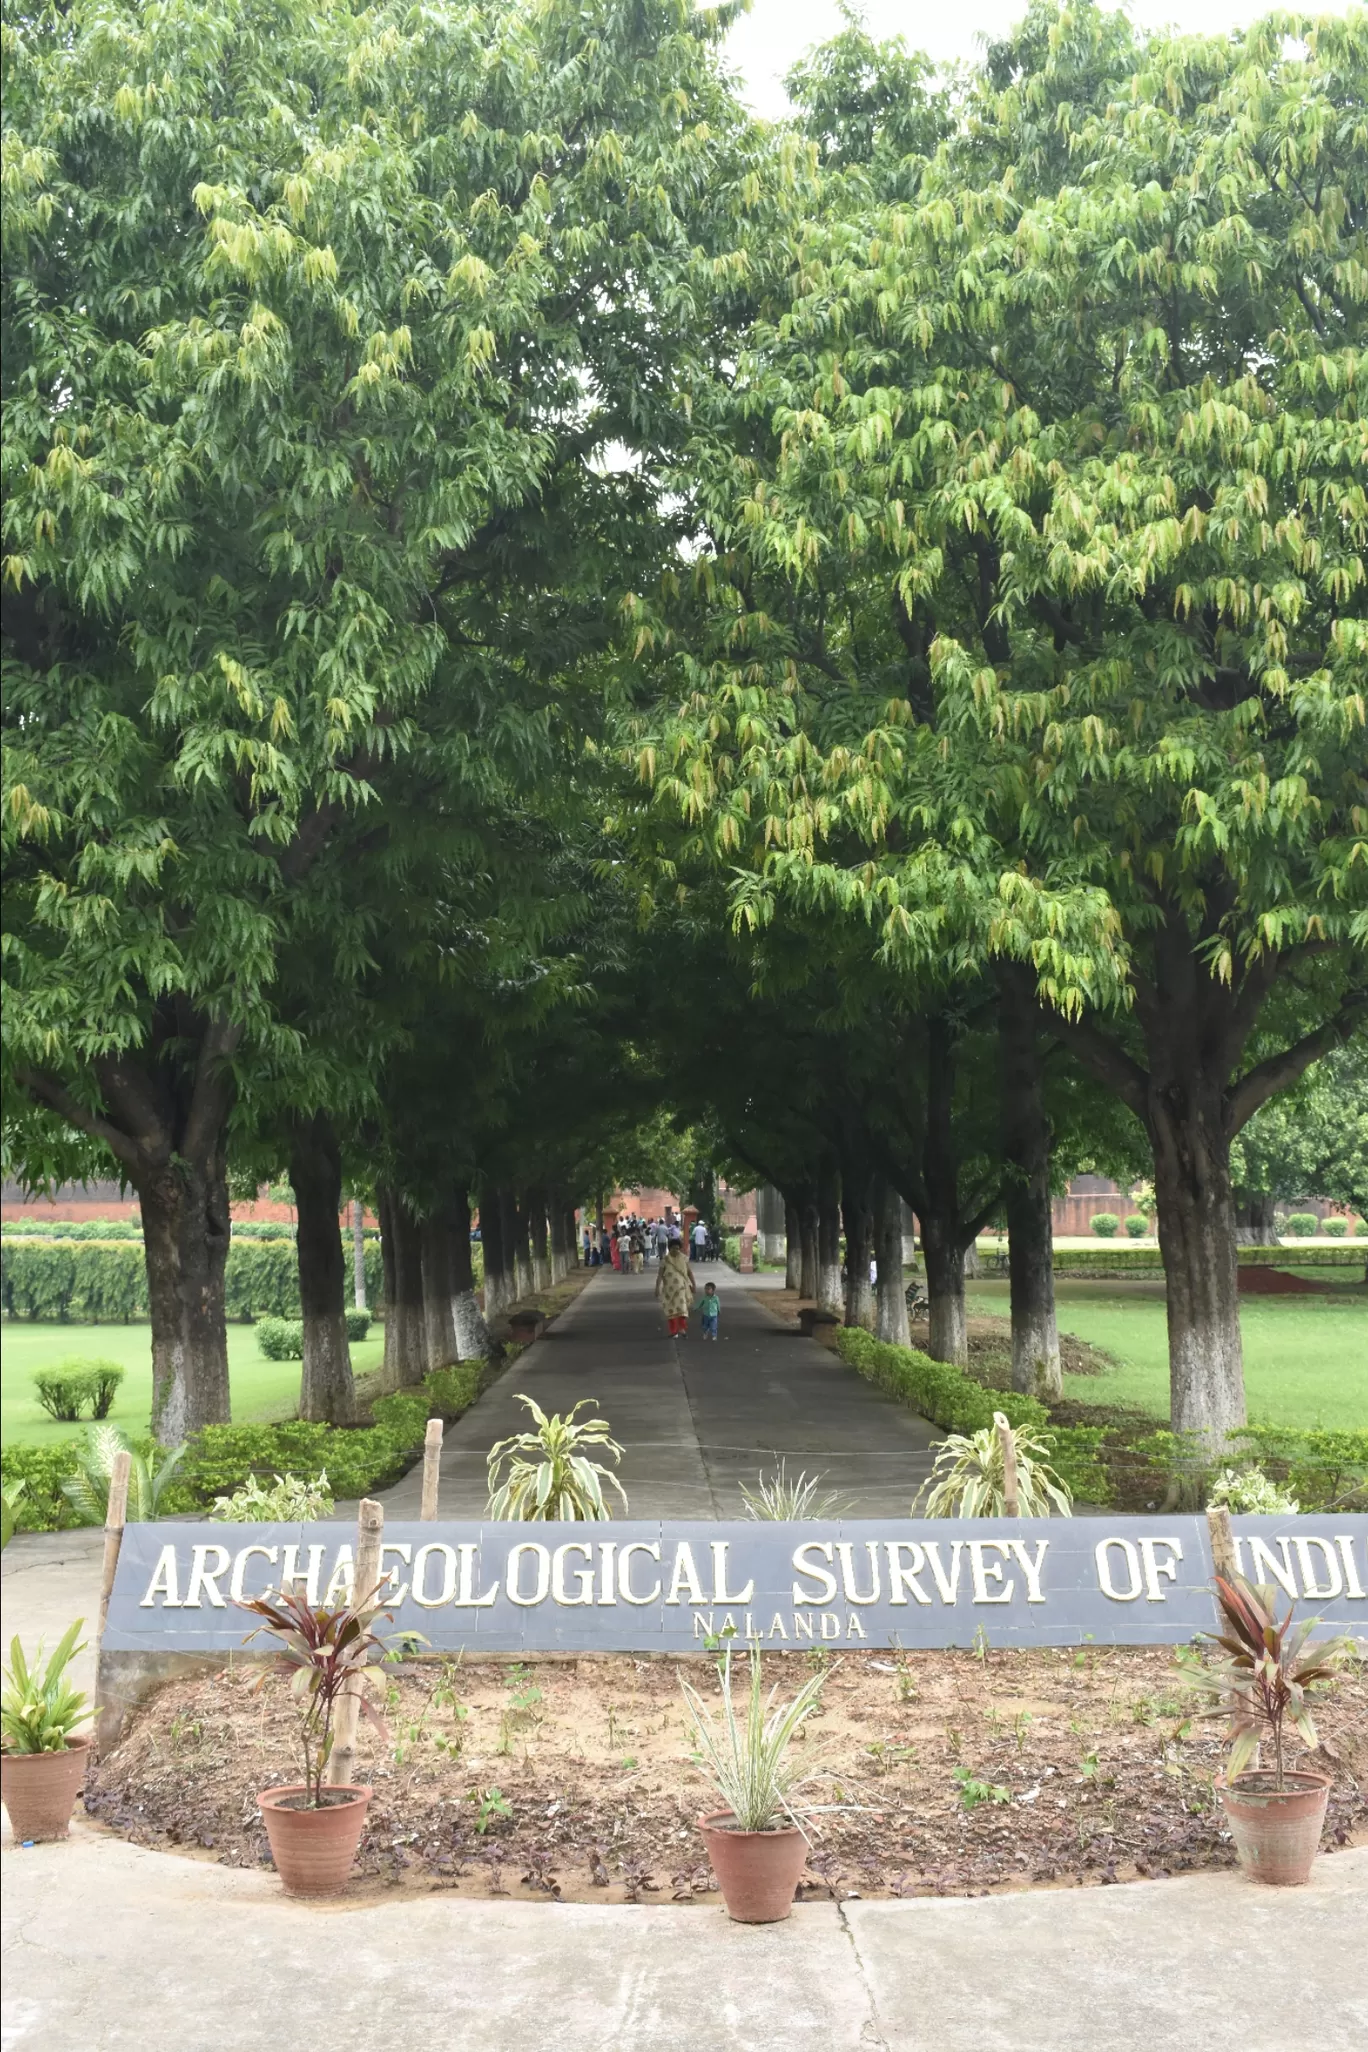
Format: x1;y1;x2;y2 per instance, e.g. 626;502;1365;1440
655;1236;697;1339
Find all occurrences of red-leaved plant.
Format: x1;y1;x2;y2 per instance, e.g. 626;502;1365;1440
240;1584;393;1807
1181;1574;1347;1788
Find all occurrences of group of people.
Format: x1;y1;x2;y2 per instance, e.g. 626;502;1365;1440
578;1210;723;1341
581;1213;722;1271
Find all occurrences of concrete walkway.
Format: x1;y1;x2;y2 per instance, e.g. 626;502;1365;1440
2;1826;1363;2051
376;1265;938;1519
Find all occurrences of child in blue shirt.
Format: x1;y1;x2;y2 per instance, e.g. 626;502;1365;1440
699;1280;720;1341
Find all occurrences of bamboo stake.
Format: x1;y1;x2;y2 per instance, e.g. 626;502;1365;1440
996;1414;1020;1517
420;1418;443;1521
327;1497;385;1788
95;1449;132;1646
1206;1504;1238;1584
92;1448;132;1758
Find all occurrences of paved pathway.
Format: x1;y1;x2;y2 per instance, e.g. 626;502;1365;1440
2;1826;1363;2051
376;1265;938;1519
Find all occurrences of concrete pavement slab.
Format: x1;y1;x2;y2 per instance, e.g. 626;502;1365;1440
844;1847;1368;2052
0;1828;873;2052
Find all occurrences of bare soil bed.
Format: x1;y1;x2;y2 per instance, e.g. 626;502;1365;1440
86;1645;1366;1905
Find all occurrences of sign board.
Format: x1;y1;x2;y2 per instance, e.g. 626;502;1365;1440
103;1515;1368;1656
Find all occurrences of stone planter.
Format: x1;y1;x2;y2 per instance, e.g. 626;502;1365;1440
1;1736;93;1843
258;1784;371;1896
1220;1769;1330;1886
699;1810;807;1922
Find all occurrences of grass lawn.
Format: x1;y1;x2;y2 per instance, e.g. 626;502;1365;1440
1;1322;386;1446
966;1280;1368;1428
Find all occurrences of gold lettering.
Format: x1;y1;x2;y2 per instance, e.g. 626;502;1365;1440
967;1540;1014;1605
412;1543;458;1607
617;1541;661;1606
506;1542;552;1607
184;1544;231;1609
1248;1537;1298;1600
1138;1535;1183;1603
454;1542;499;1607
791;1540;837;1605
1096;1537;1143;1602
139;1543;183;1608
794;1612;816;1640
379;1541;412;1607
598;1542;617;1605
280;1543;326;1603
845;1613;866;1639
666;1542;706;1605
1007;1538;1048;1603
923;1541;964;1605
836;1540;881;1604
886;1540;931;1606
229;1544;278;1605
1292;1536;1342;1600
768;1613;789;1639
709;1541;754;1604
1337;1535;1367;1600
552;1542;594;1606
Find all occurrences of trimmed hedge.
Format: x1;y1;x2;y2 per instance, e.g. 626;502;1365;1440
833;1328;1108;1504
2;1233;386;1322
1;1364;486;1531
0;1218;142;1240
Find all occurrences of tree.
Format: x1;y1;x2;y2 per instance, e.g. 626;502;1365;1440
2;0;761;1436
644;4;1368;1444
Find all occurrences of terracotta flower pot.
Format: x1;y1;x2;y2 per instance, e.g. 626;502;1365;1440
258;1784;371;1896
699;1810;807;1923
1220;1769;1330;1887
1;1735;92;1843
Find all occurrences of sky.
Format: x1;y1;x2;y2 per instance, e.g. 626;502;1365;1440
723;0;1359;117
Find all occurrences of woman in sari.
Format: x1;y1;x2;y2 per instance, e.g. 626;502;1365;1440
654;1237;697;1338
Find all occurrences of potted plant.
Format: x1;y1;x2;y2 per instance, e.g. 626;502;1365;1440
1181;1574;1347;1886
1;1620;92;1842
680;1642;828;1922
239;1583;392;1896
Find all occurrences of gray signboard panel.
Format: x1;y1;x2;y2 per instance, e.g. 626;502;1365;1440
102;1514;1368;1656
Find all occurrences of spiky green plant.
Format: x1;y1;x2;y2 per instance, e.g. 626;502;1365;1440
915;1413;1073;1518
486;1397;627;1521
681;1642;828;1833
1;1479;26;1550
1;1620;90;1753
1180;1575;1348;1787
61;1424;186;1524
739;1461;847;1520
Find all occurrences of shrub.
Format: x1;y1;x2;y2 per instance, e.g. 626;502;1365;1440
1228;1427;1368;1513
1090;1212;1120;1238
62;1424;187;1523
1322;1216;1347;1238
256;1317;304;1360
1357;1219;1368;1238
1123;1214;1149;1238
0;1442;85;1532
1281;1212;1318;1237
1;1218;141;1241
1207;1465;1299;1515
344;1308;371;1341
32;1360;125;1422
230;1222;296;1240
211;1471;335;1521
486;1396;628;1519
423;1363;480;1419
917;1413;1074;1517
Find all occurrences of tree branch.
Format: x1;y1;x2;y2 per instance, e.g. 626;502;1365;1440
14;1066;143;1173
184;1016;244;1164
1225;995;1368;1136
1041;1012;1150;1122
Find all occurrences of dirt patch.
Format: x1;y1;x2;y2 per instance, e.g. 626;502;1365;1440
86;1645;1366;1904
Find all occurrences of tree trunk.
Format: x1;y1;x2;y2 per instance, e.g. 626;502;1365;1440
450;1192;492;1358
841;1168;875;1330
478;1183;509;1318
999;981;1062;1401
798;1190;820;1301
549;1199;571;1281
527;1186;550;1292
421;1212;460;1372
817;1161;843;1315
784;1201;802;1292
1151;1094;1245;1448
921;1220;968;1367
289;1113;354;1425
874;1178;911;1346
506;1190;533;1301
379;1185;426;1388
139;1154;232;1442
1234;1190;1278;1245
351;1198;367;1310
18;1017;240;1440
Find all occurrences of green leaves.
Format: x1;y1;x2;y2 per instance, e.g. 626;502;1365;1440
1;1619;90;1754
485;1394;628;1521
